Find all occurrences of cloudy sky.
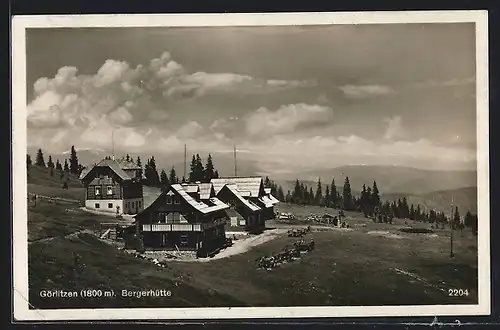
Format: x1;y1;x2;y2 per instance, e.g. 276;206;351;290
25;23;477;172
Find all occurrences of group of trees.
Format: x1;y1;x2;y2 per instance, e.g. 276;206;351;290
27;146;83;188
139;153;221;188
282;176;478;235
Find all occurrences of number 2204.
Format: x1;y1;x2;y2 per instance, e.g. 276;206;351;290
448;289;469;297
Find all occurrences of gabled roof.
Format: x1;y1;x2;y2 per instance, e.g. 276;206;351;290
182;184;200;194
225;185;261;212
268;194;280;204
211;177;264;197
170;184;229;214
115;158;141;170
197;183;214;200
79;158;131;181
259;196;274;208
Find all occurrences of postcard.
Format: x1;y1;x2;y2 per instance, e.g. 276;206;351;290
11;11;490;321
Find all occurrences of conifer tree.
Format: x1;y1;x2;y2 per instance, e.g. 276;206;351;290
372;180;380;208
315;178;323;206
188;155;197;183
47;155;55;168
453;206;460;229
26;154;32;167
136;156;143;178
160;169;169;186
69;146;79;175
342;176;353;210
214;170;219;179
330;178;337;207
204;154;215;182
35;148;46;167
169;166;178;184
49;167;54;177
325;185;330;207
55;159;62;171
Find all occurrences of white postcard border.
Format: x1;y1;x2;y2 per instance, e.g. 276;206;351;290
12;11;490;321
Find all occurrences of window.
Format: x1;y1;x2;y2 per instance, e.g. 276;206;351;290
229;199;236;206
166;198;172;204
107;186;113;195
174;198;180;204
180;234;188;247
138;201;141;208
108;203;113;209
166;212;181;223
95;186;101;196
94;203;100;209
132;202;135;208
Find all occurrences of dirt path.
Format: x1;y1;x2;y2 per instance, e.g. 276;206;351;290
173;228;289;263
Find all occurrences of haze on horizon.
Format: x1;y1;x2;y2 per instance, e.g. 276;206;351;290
25;24;478;174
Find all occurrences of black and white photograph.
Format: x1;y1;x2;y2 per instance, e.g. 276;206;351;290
12;11;490;320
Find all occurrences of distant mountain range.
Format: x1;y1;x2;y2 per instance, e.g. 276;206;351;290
28;147;477;198
381;186;477;216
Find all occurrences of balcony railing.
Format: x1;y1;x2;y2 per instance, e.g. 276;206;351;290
142;218;227;232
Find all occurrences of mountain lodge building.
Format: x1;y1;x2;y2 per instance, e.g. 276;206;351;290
79;156;144;215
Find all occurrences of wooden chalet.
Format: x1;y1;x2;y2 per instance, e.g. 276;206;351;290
211;177;279;233
79;157;143;215
134;184;230;255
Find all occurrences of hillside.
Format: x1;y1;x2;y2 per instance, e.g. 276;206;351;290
381;186;477;215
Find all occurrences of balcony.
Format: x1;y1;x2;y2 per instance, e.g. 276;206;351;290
142;218;227;232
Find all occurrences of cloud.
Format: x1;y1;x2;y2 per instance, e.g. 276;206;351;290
27;51;315;151
239;134;476;173
176;121;204;138
383;115;406;140
339;84;395;99
244;103;334;136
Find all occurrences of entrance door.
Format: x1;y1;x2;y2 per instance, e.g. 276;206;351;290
161;233;167;247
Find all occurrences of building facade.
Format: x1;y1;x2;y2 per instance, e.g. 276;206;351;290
134;184;230;256
79;157;144;215
210;177;279;233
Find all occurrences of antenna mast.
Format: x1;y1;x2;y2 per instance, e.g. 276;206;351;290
184;144;187;180
234;144;237;176
450;195;454;258
111;129;115;160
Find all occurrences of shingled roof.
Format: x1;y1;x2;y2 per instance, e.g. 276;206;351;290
79;158;132;181
211;177;263;197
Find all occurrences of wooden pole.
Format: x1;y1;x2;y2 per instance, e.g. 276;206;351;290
234;144;237;176
450;195;454;258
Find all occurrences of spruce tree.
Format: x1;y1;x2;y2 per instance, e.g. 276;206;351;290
325;185;330;207
136;156;143;178
309;187;314;205
204;154;215;182
195;154;204;182
169;166;178;184
26;154;32;167
372;181;380;208
188;155;197;183
126;153;130;162
214;170;219;179
293;179;302;204
49;167;54;177
453;206;460;229
35;148;46;167
64;159;69;172
342;176;353;210
330;178;337;207
315;178;323;206
47;155;55;168
69;146;79;174
464;210;473;228
160;169;169;186
55;159;62;171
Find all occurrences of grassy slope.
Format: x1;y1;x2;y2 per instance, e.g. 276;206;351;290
27;167;478;308
28;165;85;201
